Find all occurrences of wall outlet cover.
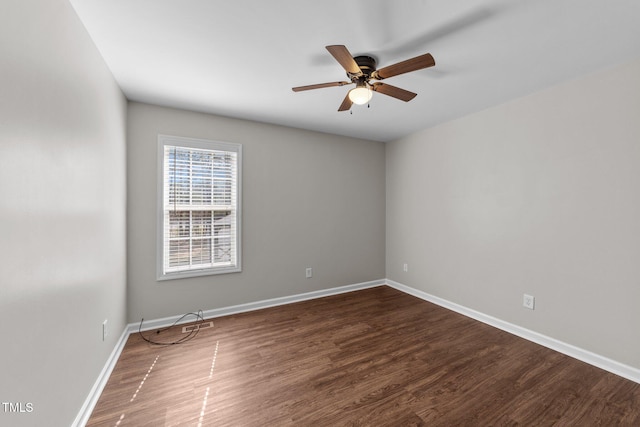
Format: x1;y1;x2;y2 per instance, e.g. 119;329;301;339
523;294;535;310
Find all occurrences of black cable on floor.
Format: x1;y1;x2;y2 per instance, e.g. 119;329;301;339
138;310;205;346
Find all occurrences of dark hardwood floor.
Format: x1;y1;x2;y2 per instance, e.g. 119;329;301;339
87;286;640;426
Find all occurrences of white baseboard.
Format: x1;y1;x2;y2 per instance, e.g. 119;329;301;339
129;279;386;333
385;279;640;385
72;327;130;427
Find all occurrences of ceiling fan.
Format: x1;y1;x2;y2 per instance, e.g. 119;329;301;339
292;45;435;111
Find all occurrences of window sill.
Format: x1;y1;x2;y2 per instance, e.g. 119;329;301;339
157;265;241;281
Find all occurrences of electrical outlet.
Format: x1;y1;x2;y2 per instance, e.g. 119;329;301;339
523;294;535;310
102;319;108;341
403;263;408;272
305;267;312;278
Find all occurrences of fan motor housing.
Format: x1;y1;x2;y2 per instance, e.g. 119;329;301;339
349;55;377;79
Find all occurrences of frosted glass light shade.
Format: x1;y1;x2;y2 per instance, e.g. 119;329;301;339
348;86;373;105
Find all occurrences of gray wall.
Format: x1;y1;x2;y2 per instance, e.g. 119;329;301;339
0;0;127;426
386;58;640;370
127;102;385;321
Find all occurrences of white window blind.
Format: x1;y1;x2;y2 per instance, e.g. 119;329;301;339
158;135;241;280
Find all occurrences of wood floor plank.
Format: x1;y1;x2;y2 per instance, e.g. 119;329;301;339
87;286;640;426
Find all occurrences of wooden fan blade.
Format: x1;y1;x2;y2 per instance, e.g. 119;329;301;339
292;81;351;92
326;45;362;76
372;82;417;102
338;92;353;111
373;53;435;80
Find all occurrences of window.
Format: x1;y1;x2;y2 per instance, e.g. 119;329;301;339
157;135;241;280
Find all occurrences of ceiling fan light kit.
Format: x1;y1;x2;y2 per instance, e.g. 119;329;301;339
292;45;435;112
348;84;373;105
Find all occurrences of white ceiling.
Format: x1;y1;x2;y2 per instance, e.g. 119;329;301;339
69;0;640;142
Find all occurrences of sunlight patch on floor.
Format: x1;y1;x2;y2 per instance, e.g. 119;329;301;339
130;355;159;402
209;340;219;379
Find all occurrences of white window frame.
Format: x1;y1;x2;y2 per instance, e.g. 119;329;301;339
157;135;242;280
